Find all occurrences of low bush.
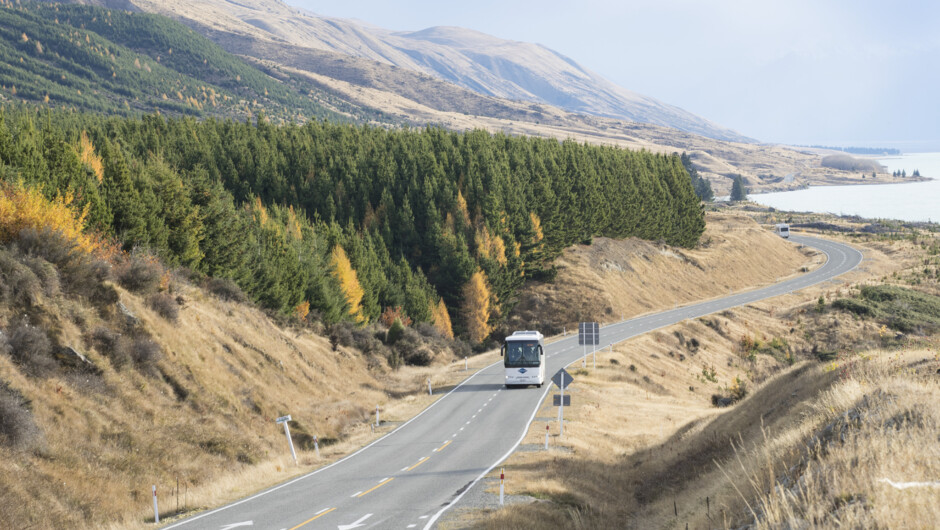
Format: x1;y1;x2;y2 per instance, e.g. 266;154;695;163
0;381;43;451
130;338;163;376
89;327;131;370
0;250;42;309
147;292;179;322
115;254;163;293
204;277;248;303
6;319;56;376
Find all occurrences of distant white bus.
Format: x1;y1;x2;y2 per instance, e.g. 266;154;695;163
774;223;790;238
500;330;545;388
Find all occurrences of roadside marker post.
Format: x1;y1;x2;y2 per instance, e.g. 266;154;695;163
545;425;549;450
314;435;320;459
427;378;432;395
375;405;380;427
275;415;297;465
465;356;468;371
152;485;159;524
552;369;574;439
499;468;505;505
559;372;564;437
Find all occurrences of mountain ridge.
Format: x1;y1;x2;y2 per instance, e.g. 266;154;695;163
67;0;752;142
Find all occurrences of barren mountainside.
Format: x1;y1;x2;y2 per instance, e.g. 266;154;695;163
70;0;751;142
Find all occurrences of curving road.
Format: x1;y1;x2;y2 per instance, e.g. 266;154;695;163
163;234;861;530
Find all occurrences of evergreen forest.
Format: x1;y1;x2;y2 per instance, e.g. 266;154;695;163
0;105;705;346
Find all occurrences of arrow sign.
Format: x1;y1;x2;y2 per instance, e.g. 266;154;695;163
219;522;253;530
338;513;372;530
552;368;574;390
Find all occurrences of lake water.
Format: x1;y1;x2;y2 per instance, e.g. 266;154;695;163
750;152;940;223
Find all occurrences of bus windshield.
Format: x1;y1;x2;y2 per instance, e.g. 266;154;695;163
505;340;541;367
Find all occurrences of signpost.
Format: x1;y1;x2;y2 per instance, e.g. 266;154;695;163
275;415;297;465
552;369;574;437
578;322;599;367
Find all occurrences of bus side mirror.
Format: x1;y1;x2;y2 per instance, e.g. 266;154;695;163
539;345;544;356
500;344;505;357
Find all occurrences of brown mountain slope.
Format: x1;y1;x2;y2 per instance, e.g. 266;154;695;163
86;0;750;142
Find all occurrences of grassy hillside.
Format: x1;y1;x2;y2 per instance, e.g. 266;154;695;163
0;201;808;528
0;2;384;122
448;210;940;529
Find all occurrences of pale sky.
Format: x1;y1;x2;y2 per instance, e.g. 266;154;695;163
289;0;940;151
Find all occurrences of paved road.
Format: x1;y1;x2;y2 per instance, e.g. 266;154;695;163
163;234;861;530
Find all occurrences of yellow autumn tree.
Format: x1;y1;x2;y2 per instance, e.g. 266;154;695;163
77;131;104;182
461;270;492;345
529;212;544;244
429;298;454;339
0;183;102;256
331;245;365;323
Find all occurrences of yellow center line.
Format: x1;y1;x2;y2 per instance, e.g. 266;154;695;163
288;507;336;530
407;456;430;471
434;440;452;452
357;477;394;497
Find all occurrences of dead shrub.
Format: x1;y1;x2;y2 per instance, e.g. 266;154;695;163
147;292;179;322
5;318;56;376
204;277;248;303
0;381;43;451
115;254;163;293
0;250;42;309
131;337;162;375
89;326;131;370
15;227;111;300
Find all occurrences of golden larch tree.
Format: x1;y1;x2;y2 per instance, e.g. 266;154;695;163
430;298;454;339
461;270;492;345
331;245;365;323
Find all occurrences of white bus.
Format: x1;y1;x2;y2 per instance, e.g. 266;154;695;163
774;223;790;238
500;330;545;388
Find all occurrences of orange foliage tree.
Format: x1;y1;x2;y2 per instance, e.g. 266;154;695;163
461;269;492;345
380;306;412;328
331;245;365;323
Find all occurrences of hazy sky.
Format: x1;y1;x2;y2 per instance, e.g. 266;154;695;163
290;0;940;150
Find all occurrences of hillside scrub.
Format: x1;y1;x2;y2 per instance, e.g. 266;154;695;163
0;225;472;528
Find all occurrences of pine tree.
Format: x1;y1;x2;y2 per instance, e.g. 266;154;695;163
730;174;747;202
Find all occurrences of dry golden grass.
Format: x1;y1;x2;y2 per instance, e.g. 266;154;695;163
2;208;931;528
510;211;821;332
449;210;939;529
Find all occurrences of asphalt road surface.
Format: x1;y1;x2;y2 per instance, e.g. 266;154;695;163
163;234;861;530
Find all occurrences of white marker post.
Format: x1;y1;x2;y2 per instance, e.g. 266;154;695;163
465;356;468;371
314;435;320;459
499;467;505;505
559;372;565;438
275;415;297;465
427;378;432;395
152;485;159;523
375;405;380;427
